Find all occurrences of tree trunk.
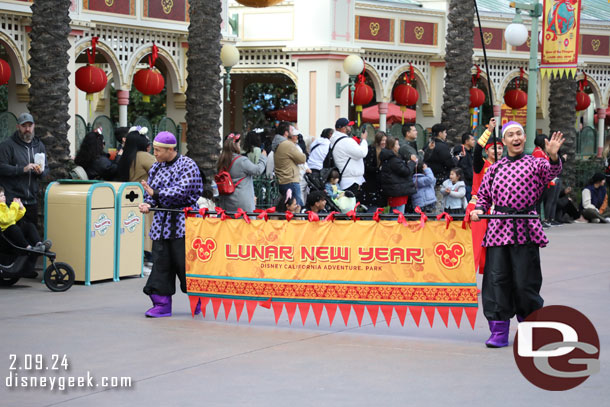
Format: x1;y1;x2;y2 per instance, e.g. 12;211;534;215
441;0;475;145
186;0;223;183
548;75;577;188
28;0;72;180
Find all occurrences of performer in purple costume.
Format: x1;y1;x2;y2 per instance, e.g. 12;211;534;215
138;132;203;318
470;121;564;348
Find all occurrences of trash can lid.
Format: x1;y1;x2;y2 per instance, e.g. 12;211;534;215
57;179;103;184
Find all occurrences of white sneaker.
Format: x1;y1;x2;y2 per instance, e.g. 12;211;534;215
591;218;601;224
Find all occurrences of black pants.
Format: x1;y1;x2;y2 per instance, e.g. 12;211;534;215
143;238;186;296
3;222;39;248
482;244;543;321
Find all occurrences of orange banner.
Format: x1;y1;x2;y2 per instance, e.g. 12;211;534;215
185;218;478;328
540;0;582;78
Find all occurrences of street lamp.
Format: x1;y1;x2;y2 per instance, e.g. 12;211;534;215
336;54;364;106
220;44;240;102
504;0;543;153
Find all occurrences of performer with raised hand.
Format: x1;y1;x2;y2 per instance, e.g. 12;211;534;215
470;122;564;348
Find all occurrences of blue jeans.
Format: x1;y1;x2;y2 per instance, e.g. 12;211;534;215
279;182;304;207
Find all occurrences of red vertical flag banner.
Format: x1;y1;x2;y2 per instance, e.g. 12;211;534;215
540;0;582;78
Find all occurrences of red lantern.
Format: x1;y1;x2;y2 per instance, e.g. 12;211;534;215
134;43;164;103
393;84;419;107
75;37;107;100
352;82;373;106
0;58;11;86
504;89;527;110
575;91;591;111
469;87;485;108
134;69;165;103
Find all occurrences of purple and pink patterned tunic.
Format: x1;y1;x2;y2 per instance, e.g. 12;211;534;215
144;154;203;240
474;153;562;247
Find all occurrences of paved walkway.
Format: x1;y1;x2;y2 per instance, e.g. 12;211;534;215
1;223;609;407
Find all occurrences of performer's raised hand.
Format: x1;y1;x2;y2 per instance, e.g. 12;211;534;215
545;131;565;161
470;209;484;222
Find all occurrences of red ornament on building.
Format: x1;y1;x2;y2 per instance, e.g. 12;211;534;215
575;74;591;111
504;89;527;110
469;87;486;108
0;58;11;86
134;43;165;103
75;37;108;100
352;73;374;126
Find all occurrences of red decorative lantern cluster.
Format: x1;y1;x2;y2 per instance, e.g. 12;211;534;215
575;73;591;111
504;68;527;111
134;43;165;103
393;63;419;124
469;65;485;108
75;37;108;100
351;69;374;126
0;58;11;86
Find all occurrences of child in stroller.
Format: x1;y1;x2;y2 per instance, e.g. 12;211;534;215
0;187;74;291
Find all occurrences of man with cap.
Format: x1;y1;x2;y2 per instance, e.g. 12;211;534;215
138;131;203;318
0;112;48;277
329;118;368;194
470;121;564;348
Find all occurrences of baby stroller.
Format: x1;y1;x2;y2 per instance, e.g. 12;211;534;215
0;230;75;292
304;171;353;213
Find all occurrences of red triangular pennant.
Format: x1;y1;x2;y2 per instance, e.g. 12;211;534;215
437;307;449;327
272;302;284;324
394;306;407;326
366;304;379;327
423;306;435;327
246;300;257;323
311;303;324;326
464;307;478;329
234;299;244;322
325;303;338;326
353;304;365;326
285;302;297;324
380;305;393;327
298;303;311;325
339;304;351;326
450;307;463;328
259;297;272;309
222;298;233;321
199;297;209;318
211;298;222;320
409;306;422;327
189;296;200;318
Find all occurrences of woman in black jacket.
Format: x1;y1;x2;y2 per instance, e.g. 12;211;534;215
363;131;387;210
378;136;417;213
74;131;118;181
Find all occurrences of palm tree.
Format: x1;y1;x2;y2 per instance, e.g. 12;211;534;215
28;0;72;180
441;0;475;144
185;0;223;182
548;76;577;188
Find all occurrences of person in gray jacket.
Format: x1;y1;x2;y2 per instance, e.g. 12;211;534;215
217;134;267;212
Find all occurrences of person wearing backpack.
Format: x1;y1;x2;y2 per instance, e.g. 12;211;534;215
272;122;306;206
330;118;368;194
216;133;267;212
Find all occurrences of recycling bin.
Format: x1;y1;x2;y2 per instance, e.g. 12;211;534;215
110;182;145;281
44;181;116;285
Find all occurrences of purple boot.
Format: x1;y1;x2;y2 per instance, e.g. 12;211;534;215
194;298;202;316
485;320;510;348
145;295;172;318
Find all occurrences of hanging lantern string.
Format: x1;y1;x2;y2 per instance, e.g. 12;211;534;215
472;64;481;87
148;43;159;69
86;36;99;65
516;67;525;89
580;72;587;91
404;62;415;85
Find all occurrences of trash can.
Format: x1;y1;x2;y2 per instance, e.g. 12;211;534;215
110;182;145;281
44;181;116;285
